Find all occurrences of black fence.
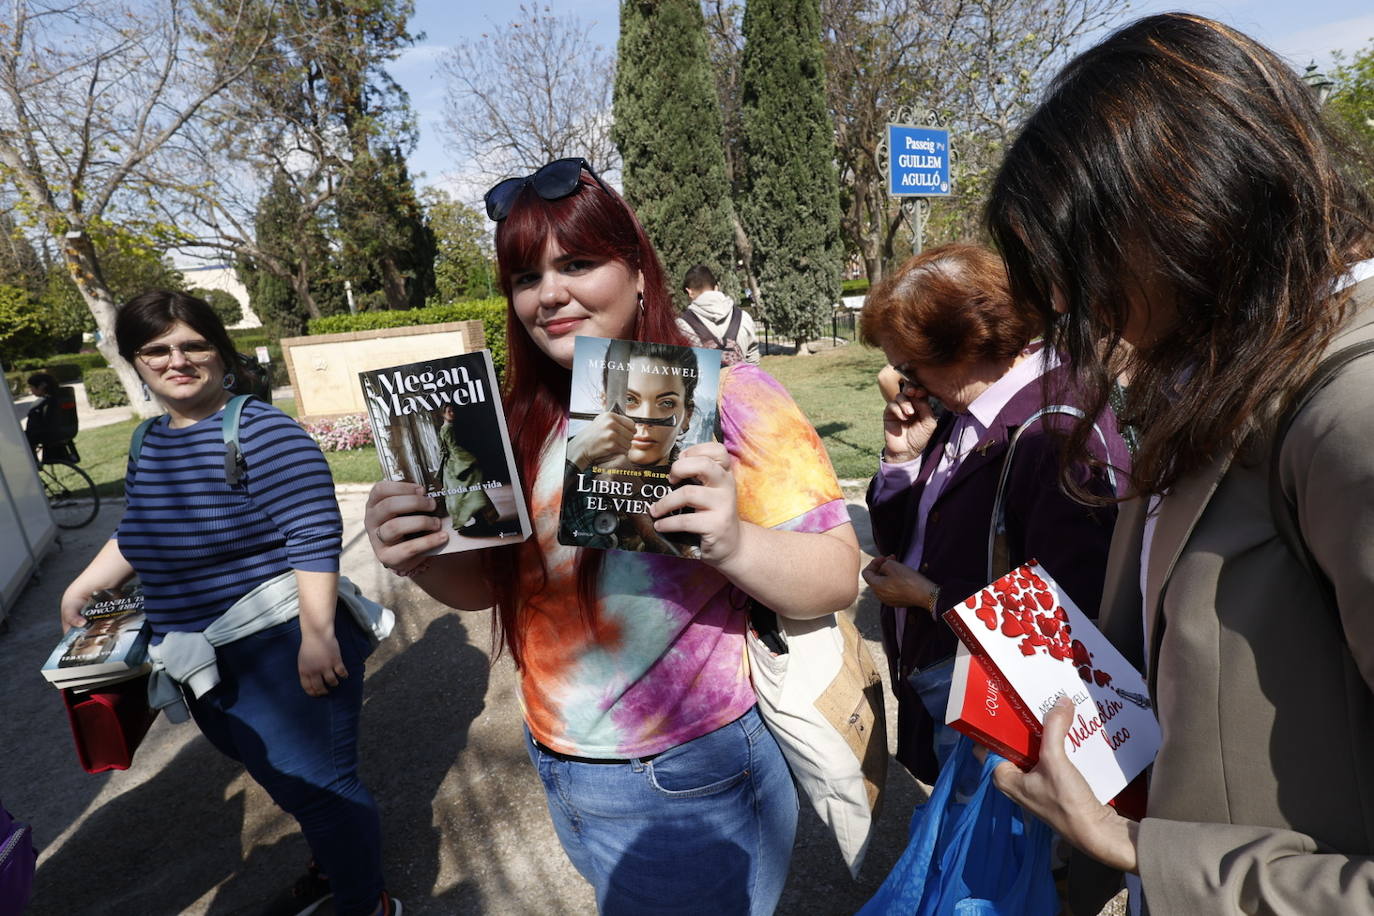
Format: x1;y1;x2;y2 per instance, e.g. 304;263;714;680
755;307;858;354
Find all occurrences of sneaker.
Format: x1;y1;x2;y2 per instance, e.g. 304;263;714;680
261;864;332;916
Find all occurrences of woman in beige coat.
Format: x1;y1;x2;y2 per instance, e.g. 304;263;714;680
984;13;1374;915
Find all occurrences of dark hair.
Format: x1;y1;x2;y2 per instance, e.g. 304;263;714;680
987;13;1374;497
484;170;691;667
683;264;717;292
26;372;58;396
115;290;237;374
603;339;699;463
859;243;1035;366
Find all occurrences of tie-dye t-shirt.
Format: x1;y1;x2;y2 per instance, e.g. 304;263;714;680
521;363;849;758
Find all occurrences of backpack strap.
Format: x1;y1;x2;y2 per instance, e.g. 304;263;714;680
1268;340;1374;613
129;417;159;464
127;394;253;486
681;309;724;348
987;405;1118;582
724;306;743;345
222;394;252;485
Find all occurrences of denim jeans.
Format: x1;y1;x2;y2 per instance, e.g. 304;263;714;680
187;613;383;916
525;705;799;916
908;655;959;772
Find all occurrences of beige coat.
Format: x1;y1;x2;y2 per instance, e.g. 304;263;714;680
1092;278;1374;914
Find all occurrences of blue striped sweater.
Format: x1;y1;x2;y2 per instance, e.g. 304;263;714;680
116;399;342;636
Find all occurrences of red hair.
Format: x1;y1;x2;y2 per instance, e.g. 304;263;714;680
859;243;1036;365
481;173;690;667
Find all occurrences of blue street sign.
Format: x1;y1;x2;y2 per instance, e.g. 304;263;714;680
887;124;952;197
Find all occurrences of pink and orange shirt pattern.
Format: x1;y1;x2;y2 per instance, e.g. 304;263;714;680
519;363;849;759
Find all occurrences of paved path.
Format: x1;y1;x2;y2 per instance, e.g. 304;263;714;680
3;490;934;915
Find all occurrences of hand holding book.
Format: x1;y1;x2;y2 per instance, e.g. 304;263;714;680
985;697;1142;875
649;441;740;564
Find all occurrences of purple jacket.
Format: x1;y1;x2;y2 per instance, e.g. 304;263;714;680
866;362;1130;782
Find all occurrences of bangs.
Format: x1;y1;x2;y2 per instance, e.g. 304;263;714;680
494;178;641;294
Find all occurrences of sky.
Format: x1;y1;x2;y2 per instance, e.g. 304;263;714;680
392;0;1374;206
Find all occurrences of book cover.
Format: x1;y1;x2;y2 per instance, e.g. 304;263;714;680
558;337;722;558
943;561;1161;804
42;584;151;685
945;642;1039;769
359;350;531;554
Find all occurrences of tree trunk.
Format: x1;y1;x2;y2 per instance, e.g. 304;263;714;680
61;231;161;419
379;256;408;310
731;213;765;315
291;261;322;319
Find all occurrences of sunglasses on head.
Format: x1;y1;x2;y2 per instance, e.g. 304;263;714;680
484;157;610;221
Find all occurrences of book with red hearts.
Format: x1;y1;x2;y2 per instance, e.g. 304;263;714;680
558;337;722;558
41;584;151;689
359;349;531;555
943;560;1161;805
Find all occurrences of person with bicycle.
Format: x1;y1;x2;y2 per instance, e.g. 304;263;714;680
23;372;72;460
58;290;400;916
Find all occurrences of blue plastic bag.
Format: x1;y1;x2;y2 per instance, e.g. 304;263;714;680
858;735;1058;916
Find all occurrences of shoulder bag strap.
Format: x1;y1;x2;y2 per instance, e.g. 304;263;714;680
681;309;724;348
987;405;1117;582
1268;340;1374;616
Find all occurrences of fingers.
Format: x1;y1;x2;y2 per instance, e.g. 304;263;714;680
667;445;731;486
365;482;447;568
1040;694;1076;761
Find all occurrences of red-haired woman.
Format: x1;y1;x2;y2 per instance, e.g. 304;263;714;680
860;243;1129;783
364;158;859;913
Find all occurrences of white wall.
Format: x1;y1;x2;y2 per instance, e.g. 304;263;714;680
0;379;57;621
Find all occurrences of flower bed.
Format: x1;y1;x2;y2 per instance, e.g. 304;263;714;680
300;414;374;451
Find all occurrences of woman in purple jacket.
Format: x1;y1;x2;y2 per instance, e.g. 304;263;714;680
860;243;1130;783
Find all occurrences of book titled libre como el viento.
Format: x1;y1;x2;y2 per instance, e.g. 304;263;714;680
558;336;722;559
41;583;151;690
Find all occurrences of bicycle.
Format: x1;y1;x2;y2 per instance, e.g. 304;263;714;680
36;441;100;529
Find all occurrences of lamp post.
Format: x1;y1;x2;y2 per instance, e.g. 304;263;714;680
1303;61;1334;106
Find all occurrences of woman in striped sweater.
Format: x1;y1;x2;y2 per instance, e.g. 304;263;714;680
58;290;398;916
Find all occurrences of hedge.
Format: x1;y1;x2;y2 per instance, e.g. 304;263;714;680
11;352;111;384
841;278;870;297
308;298;508;378
85;368;131;409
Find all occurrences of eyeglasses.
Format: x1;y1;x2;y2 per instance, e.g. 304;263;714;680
135;341;218;370
484;157;610;221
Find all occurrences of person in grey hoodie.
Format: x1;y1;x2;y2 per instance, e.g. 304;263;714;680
678;264;760;364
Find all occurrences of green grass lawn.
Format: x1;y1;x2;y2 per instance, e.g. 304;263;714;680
70;347;886;497
761;342;887;481
70;398;381;498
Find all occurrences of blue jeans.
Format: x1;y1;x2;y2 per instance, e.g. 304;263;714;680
525;705;798;915
186;614;383;916
908;656;959;772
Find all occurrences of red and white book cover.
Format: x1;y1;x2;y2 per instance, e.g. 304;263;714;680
945;642;1039;769
943;561;1161;804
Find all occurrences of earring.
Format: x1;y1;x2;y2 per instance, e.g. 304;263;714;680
637;292;645;315
222;372;237;391
141;382;151;401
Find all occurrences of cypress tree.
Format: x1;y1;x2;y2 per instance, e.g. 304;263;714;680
613;0;737;302
738;0;844;347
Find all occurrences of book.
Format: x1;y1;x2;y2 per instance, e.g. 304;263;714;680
359;349;531;554
943;561;1161;804
41;584;151;687
945;642;1039;768
557;337;722;558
